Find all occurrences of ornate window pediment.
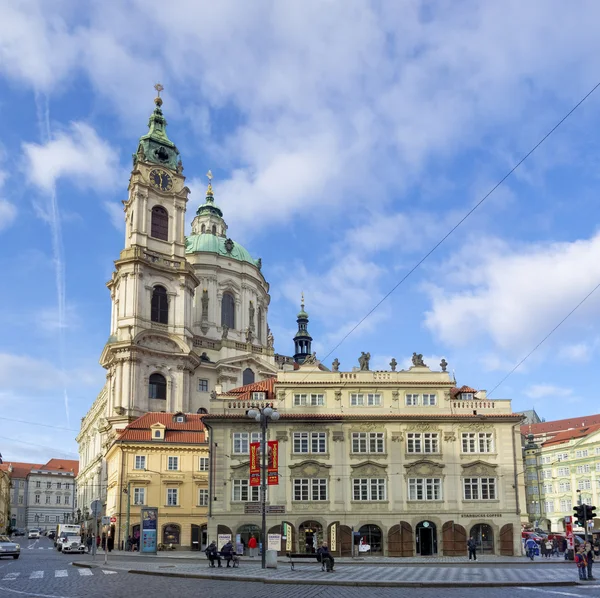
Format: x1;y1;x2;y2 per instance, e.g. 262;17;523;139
350;460;388;477
460;460;498;477
289;460;331;479
403;459;445;476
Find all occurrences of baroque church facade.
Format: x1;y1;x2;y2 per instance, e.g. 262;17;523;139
76;92;279;515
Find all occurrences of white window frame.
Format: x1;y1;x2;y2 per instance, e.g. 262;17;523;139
166;488;178;506
557;453;569;461
543;483;553;494
134;456;146;470
199;457;209;472
422;393;437;406
232;479;261;502
198;489;209;506
232;432;262;455
575;449;589;458
544;500;554;513
557;467;570;476
461;432;494;454
292;432;327;454
560;499;572;511
293;478;328;501
407;432;439;454
167;456;179;471
198;379;209;392
405;394;419;406
408;477;442;501
293;393;325;406
352;478;386;501
463;477;496;501
133;487;146;505
351;432;385;454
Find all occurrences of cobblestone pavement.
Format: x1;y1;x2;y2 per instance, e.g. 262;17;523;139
2;541;600;598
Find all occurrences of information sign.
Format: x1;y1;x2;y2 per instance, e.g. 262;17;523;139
141;507;158;554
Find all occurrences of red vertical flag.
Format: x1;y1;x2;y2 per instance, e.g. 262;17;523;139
267;440;279;485
249;442;261;487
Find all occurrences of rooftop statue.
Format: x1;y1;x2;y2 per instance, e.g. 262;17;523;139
412;352;426;367
358;352;371;371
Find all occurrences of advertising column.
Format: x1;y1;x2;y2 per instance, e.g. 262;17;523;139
141;508;158;554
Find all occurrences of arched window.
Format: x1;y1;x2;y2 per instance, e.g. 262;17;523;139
221;292;235;329
243;368;255;386
150;206;168;241
212;224;217;234
201;224;205;233
149;373;167;400
151;286;168;324
162;524;180;545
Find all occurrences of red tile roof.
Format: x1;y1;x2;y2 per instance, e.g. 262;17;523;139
116;412;207;444
450;385;478;397
39;459;79;476
521;413;600;437
221;377;276;401
0;462;42;479
542;422;600;447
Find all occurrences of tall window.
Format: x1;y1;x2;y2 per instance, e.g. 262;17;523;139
34;494;40;504
167;456;179;471
151;286;168;324
351;432;384;453
422;394;437;406
293;394;325;406
149;373;167;400
461;432;494;453
199;457;209;471
221;292;235;329
463;477;496;500
35;481;40;488
243;368;255;385
293;432;326;454
133;488;145;505
198;489;209;506
350;393;381;406
407;433;439;454
45;496;51;504
232;432;261;454
405;394;419;406
47;482;52;489
64;495;70;505
353;478;386;501
56;496;61;504
293;479;328;501
408;478;442;500
166;488;178;506
232;479;261;502
257;307;263;341
150;206;169;241
134;456;146;470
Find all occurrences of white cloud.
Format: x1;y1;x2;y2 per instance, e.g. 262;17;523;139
103;201;126;232
0;198;17;232
558;342;594;363
524;384;574;400
22;122;119;192
424;232;600;352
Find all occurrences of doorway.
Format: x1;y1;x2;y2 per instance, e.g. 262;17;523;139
416;521;437;556
471;523;494;554
299;520;323;553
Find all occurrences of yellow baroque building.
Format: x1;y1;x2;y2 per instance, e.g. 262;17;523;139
105;412;209;550
205;360;526;557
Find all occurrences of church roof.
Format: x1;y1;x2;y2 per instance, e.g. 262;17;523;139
186;233;260;267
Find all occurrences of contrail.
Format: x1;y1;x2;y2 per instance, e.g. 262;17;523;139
35;92;70;426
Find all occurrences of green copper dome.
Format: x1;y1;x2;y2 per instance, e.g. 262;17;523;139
185;234;260;268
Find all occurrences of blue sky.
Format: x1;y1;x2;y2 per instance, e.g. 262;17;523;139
2;0;600;463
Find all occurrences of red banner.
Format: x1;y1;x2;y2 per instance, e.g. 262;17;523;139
565;516;574;551
267;440;279;485
249;442;260;487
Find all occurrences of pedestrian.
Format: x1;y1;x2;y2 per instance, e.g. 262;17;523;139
221;540;234;567
101;533;106;551
586;542;595;580
540;540;547;558
525;536;537;561
545;539;553;559
96;535;101;549
575;545;588;581
316;541;334;571
467;537;477;561
107;534;114;553
86;535;93;554
240;537;246;556
248;535;257;558
205;541;222;568
552;538;559;557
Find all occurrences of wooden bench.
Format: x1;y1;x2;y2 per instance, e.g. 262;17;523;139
286;552;331;571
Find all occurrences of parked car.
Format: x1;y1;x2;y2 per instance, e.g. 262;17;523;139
12;529;25;537
28;530;40;539
522;531;543;544
0;535;20;559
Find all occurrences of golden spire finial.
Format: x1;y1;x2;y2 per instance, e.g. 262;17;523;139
206;170;214;197
154;82;164;106
301;291;305;308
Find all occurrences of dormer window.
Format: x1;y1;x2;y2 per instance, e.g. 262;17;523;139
154;431;161;438
151;424;166;440
462;393;474;400
175;413;185;423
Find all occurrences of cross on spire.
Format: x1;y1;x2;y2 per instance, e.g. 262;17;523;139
154;83;164;97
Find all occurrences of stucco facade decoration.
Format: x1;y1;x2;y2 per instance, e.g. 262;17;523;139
523;419;600;533
205;360;526;557
105;412;209;549
77;91;277;520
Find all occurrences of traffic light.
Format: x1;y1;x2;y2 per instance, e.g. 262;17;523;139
574;505;585;527
585;505;597;521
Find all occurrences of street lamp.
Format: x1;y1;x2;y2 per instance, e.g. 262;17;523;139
247;404;280;569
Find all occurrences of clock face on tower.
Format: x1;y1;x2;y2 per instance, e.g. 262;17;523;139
149;169;173;192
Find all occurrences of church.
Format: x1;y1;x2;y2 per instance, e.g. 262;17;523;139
76;88;298;518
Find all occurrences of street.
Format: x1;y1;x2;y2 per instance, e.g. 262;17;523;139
2;537;600;598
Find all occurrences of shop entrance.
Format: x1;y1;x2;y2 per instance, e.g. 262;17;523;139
471;523;494;554
299;520;323;553
416;521;437;556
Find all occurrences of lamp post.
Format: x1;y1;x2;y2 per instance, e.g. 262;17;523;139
247;405;280;569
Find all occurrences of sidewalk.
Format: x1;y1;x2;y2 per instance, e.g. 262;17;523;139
73;558;583;587
103;549;572;567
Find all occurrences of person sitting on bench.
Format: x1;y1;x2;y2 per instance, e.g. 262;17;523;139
317;541;334;571
221;540;235;567
205;541;222;568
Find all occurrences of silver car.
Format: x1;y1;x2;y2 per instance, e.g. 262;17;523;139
0;535;20;559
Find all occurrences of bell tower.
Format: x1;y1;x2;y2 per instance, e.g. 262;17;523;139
101;85;200;424
293;293;313;364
